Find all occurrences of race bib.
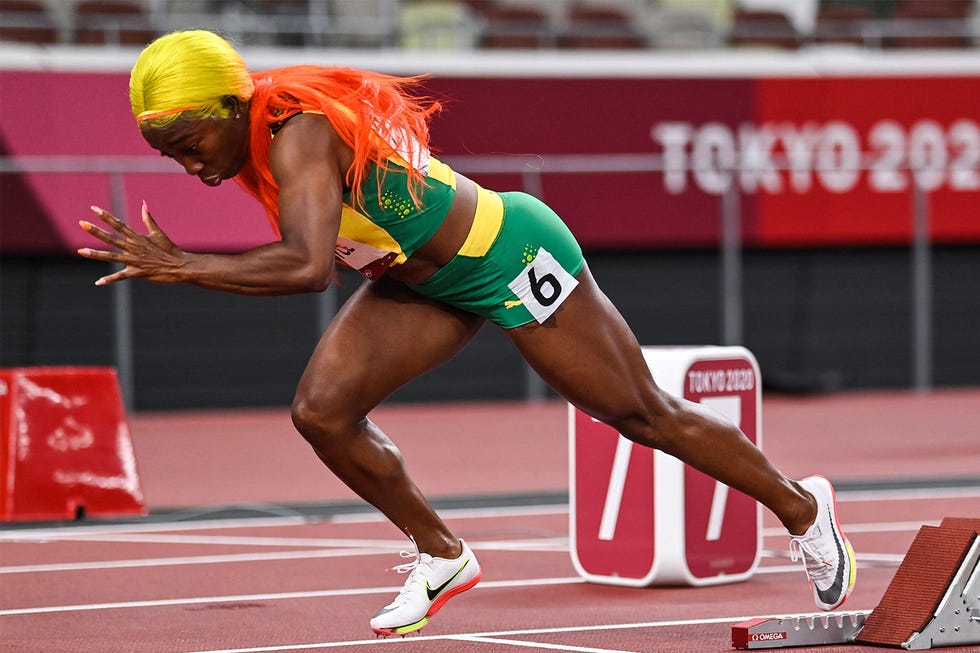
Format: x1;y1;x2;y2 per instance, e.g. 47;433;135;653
507;247;578;324
335;237;398;280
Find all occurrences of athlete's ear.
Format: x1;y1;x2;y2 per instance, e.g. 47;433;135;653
221;95;243;114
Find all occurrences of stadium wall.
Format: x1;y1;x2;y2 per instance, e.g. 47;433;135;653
2;47;978;408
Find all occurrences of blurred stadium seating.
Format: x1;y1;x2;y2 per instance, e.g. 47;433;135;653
0;0;977;50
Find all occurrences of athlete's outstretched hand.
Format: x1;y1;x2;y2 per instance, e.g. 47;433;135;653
78;202;188;286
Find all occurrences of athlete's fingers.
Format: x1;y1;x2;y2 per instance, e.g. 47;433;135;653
140;199;161;234
93;269;130;286
79;220;126;249
75;247;140;286
90;205;140;239
76;246;124;264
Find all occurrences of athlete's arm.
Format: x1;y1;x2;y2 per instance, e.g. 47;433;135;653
79;114;348;296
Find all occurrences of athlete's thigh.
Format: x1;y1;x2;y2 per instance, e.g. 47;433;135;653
296;276;485;416
506;264;663;424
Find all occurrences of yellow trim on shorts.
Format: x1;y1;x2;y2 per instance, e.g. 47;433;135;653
457;185;503;258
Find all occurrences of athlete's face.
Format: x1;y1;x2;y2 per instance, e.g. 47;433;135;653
142;107;250;187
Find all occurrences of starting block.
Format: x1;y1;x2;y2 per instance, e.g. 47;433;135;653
0;367;146;522
856;517;980;650
732;517;980;650
732;613;867;649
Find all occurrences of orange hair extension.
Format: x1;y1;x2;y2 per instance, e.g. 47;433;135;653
235;65;441;236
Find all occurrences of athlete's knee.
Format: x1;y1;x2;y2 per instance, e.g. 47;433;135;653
290;387;356;448
292;390;407;480
607;390;688;451
614;390;742;455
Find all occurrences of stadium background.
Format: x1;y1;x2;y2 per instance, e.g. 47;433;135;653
2;0;979;410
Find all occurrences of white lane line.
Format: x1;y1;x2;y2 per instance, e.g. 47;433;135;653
330;503;569;523
762;519;939;537
5;532;565;549
1;516;917;575
22;534;405;547
324;486;980;526
450;635;638;653
836;487;980;502
756;557;902;576
0;505;567;541
177;613;873;653
0;516;311;541
759;549;906;569
458;613;873;639
0;544;897;576
0;577;586;616
2;517;914;576
3;512;933;546
1;485;975;541
0;538;569;574
0;547;390;574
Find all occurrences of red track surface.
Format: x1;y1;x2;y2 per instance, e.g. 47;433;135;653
2;389;979;653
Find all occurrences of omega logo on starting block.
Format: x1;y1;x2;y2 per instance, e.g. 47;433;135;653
569;346;762;587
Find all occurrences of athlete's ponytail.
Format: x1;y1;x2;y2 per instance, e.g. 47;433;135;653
240;65;442;234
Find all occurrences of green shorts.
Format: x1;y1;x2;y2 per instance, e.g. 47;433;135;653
407;190;585;329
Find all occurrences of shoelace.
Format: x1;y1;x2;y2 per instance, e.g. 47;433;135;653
789;535;833;584
388;547;423;575
383;537;434;607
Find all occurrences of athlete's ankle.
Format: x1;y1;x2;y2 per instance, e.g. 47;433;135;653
782;480;819;536
415;534;462;560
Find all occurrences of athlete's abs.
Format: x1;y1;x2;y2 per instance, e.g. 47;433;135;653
384;173;478;285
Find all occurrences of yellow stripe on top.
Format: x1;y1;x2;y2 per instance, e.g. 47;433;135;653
458;185;503;258
268;110;461;274
338;205;408;265
424;157;455;188
335;158;457;267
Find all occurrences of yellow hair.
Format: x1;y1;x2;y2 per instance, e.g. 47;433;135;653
130;30;255;129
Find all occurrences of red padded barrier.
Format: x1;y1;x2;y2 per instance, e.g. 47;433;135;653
0;367;146;522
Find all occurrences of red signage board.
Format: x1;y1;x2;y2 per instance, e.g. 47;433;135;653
570;346;761;587
571;413;656;582
681;358;760;579
2;68;977;253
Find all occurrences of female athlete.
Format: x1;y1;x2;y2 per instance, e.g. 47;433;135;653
78;30;855;636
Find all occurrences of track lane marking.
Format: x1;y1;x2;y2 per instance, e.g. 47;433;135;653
1;517;915;575
763;519;939;536
0;577;586;616
0;538;569;574
0;516;311;541
2;533;566;549
0;544;898;576
450;635;638;652
0;547;390;574
1;511;947;544
175;613;873;653
1;486;975;541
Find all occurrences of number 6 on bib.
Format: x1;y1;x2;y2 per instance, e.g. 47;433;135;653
507;247;578;324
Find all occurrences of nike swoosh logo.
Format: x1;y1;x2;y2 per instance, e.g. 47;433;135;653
815;506;846;606
425;559;469;602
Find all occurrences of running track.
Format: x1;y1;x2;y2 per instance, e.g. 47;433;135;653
2;389;979;652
